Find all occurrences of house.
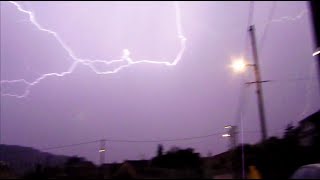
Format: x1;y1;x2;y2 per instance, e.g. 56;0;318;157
297;110;320;164
298;110;320;147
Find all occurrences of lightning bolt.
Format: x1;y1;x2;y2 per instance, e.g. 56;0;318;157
1;1;187;98
268;9;308;24
260;8;308;33
258;6;308;51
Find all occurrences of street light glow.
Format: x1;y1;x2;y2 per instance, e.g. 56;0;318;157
313;48;320;56
224;125;232;129
231;58;247;73
99;149;106;153
222;134;231;137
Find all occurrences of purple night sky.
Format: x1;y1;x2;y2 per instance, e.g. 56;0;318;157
1;1;319;164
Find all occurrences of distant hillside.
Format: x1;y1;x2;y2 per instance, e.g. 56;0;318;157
0;144;70;176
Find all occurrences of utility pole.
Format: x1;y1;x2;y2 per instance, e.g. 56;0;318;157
249;25;268;141
223;125;238;179
99;139;106;165
309;1;320;88
230;126;238;149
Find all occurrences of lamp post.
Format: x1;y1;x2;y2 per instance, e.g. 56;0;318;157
99;139;106;165
222;125;238;150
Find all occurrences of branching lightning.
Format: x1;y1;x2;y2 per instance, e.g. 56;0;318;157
261;8;308;32
268;9;308;24
258;5;308;52
1;1;187;98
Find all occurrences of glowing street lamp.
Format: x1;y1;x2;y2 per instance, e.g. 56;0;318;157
99;149;106;153
229;56;268;141
313;48;320;56
222;134;231;137
230;58;247;73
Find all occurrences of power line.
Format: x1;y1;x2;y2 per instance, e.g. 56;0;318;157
42;129;278;151
42;132;224;151
104;133;223;143
42;140;100;151
263;77;317;83
235;73;251;179
239;3;255;177
234;77;251;127
235;0;255;145
2;129;284;160
234;0;256;130
237;0;256;128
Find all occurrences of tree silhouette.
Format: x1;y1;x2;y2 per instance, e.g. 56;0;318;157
152;147;201;170
157;144;163;157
